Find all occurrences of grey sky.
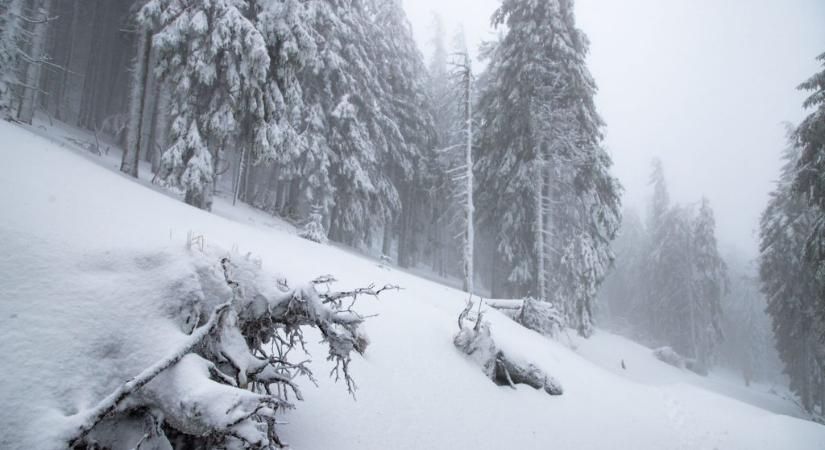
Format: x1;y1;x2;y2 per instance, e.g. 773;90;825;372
402;0;825;257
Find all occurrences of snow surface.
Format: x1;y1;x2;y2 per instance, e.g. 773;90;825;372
1;119;824;449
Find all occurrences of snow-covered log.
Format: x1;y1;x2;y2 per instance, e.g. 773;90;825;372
653;346;705;376
68;252;392;449
485;298;564;337
454;302;563;396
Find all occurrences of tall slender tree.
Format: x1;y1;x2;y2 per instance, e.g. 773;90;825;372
689;197;727;371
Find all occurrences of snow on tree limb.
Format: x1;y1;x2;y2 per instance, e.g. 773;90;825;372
67;250;393;449
68;301;233;447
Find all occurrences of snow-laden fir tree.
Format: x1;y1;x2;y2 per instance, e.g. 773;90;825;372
646;203;696;352
233;0;316;206
642;158;673;335
641;161;727;369
688;197;727;372
475;0;621;336
299;204;329;244
598;208;646;329
761;137;825;414
139;0;272;210
794;52;825;268
295;0;394;245
370;0;437;268
721;264;781;387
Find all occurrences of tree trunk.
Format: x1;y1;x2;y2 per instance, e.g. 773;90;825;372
151;82;171;174
462;54;474;295
233;145;247;206
121;28;153;178
17;0;52;124
382;220;392;257
535;155;546;302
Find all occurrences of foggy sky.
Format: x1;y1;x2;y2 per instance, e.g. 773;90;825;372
403;0;825;258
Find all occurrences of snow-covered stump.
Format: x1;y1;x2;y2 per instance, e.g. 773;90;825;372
68;253;396;449
454;302;563;396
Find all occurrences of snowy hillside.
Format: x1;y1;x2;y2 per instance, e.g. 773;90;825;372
1;120;824;449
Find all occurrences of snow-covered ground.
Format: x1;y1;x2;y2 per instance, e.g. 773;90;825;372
1;119;824;449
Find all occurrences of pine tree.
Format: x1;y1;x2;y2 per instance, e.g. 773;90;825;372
475;0;620;335
599;208;646;328
794;52;825;217
689;197;727;371
297;0;393;244
370;0;437;267
139;0;271;210
761;138;825;414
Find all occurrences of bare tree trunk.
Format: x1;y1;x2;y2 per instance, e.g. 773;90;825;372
17;0;52;124
121;28;153;178
460;53;474;295
535;154;546;302
233;145;247;206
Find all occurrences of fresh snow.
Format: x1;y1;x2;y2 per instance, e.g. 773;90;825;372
1;119;824;449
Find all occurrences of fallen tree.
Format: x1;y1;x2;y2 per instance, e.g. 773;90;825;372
485;297;565;338
653;346;706;376
454;301;563;396
68;251;396;449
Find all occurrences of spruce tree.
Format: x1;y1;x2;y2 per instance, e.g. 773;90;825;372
139;0;271;210
761;139;825;413
476;0;620;336
689;197;727;371
371;0;436;267
297;0;394;244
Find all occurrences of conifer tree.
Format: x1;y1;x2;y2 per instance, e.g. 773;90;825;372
689;197;727;371
475;0;620;335
139;0;271;210
761;138;825;413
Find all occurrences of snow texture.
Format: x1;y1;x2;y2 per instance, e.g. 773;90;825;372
2;120;825;449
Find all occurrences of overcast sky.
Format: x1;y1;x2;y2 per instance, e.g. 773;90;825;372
402;0;825;258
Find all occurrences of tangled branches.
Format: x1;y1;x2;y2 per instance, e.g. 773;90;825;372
69;253;394;449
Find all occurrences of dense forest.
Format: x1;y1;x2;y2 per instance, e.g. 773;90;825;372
0;0;621;335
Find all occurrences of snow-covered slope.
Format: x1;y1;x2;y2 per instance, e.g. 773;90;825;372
1;120;824;449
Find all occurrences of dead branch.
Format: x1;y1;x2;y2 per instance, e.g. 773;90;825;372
68;301;232;448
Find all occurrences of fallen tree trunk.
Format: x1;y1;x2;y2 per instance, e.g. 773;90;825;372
454;301;563;396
